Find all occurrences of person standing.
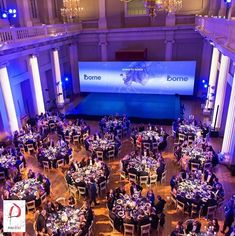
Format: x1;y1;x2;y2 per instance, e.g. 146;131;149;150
88;178;99;206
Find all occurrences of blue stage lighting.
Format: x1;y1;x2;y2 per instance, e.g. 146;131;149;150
65;77;69;81
224;0;232;3
204;84;208;88
2;13;7;18
13;9;16;14
8;9;13;14
13;14;16;18
202;80;205;83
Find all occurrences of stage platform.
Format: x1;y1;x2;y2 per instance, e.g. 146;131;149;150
66;93;182;124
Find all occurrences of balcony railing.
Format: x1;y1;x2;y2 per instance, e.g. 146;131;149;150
195;16;235;52
0;23;81;44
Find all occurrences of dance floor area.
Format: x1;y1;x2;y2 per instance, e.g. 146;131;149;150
66;93;182;123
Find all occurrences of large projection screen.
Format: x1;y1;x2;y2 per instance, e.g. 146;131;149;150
79;61;196;95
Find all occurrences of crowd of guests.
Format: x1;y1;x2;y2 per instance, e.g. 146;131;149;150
170;168;224;216
1;170;50;206
171;218;219;236
99;114;130;135
121;149;166;182
65;157;110;206
106;183;166;233
131;124;168;151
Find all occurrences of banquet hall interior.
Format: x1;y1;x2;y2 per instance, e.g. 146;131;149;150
0;0;235;235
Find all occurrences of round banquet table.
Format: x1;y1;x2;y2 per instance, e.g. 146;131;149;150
181;146;213;170
175;178;216;214
84;136;119;159
121;151;159;180
178;124;202;138
99;116;130;134
38;146;71;168
9;178;45;202
46;206;89;235
17;132;40;149
110;193;156;232
67;162;108;187
132;130;165;151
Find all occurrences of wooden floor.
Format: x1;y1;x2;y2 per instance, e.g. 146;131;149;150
1;97;234;236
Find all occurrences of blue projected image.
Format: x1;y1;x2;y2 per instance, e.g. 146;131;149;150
79;61;196;95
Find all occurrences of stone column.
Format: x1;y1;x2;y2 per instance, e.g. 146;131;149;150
99;34;108;61
28;55;45;115
218;0;227;17
165;13;176;26
51;49;64;108
212;54;230;129
222;71;235;164
165;40;174;61
69;44;80;94
0;65;19;133
98;0;107;29
46;0;54;24
16;0;33;26
205;47;220;110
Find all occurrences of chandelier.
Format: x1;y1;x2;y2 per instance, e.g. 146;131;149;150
120;0;183;17
61;0;83;23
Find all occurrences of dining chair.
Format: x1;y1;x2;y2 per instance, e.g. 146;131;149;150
205;205;217;220
18;143;25;153
122;127;128;137
140;223;151;236
96;150;104;161
130;137;135;147
27;143;35;153
73;135;80;145
82;132;89;142
108;214;115;232
19;162;24;173
191;163;200;172
203;162;212;170
188;135;195;144
107;149;115;161
170;191;177;208
88;220;93;236
69;185;79;200
42;161;50;172
152;142;158;151
124;223;135;236
140;176;149;186
136;140;142;149
40;191;47;205
77;186;87;198
179;133;186;142
65;135;71;143
120;171;126;181
190;203;202;219
99;180;107;196
56;197;66;205
26;200;36;213
56;159;64;168
129;173;137;183
68;154;74;164
49;123;56;131
143;142;151;150
150;174;157;185
0;171;5;181
160;170;167;184
176;200;185;213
